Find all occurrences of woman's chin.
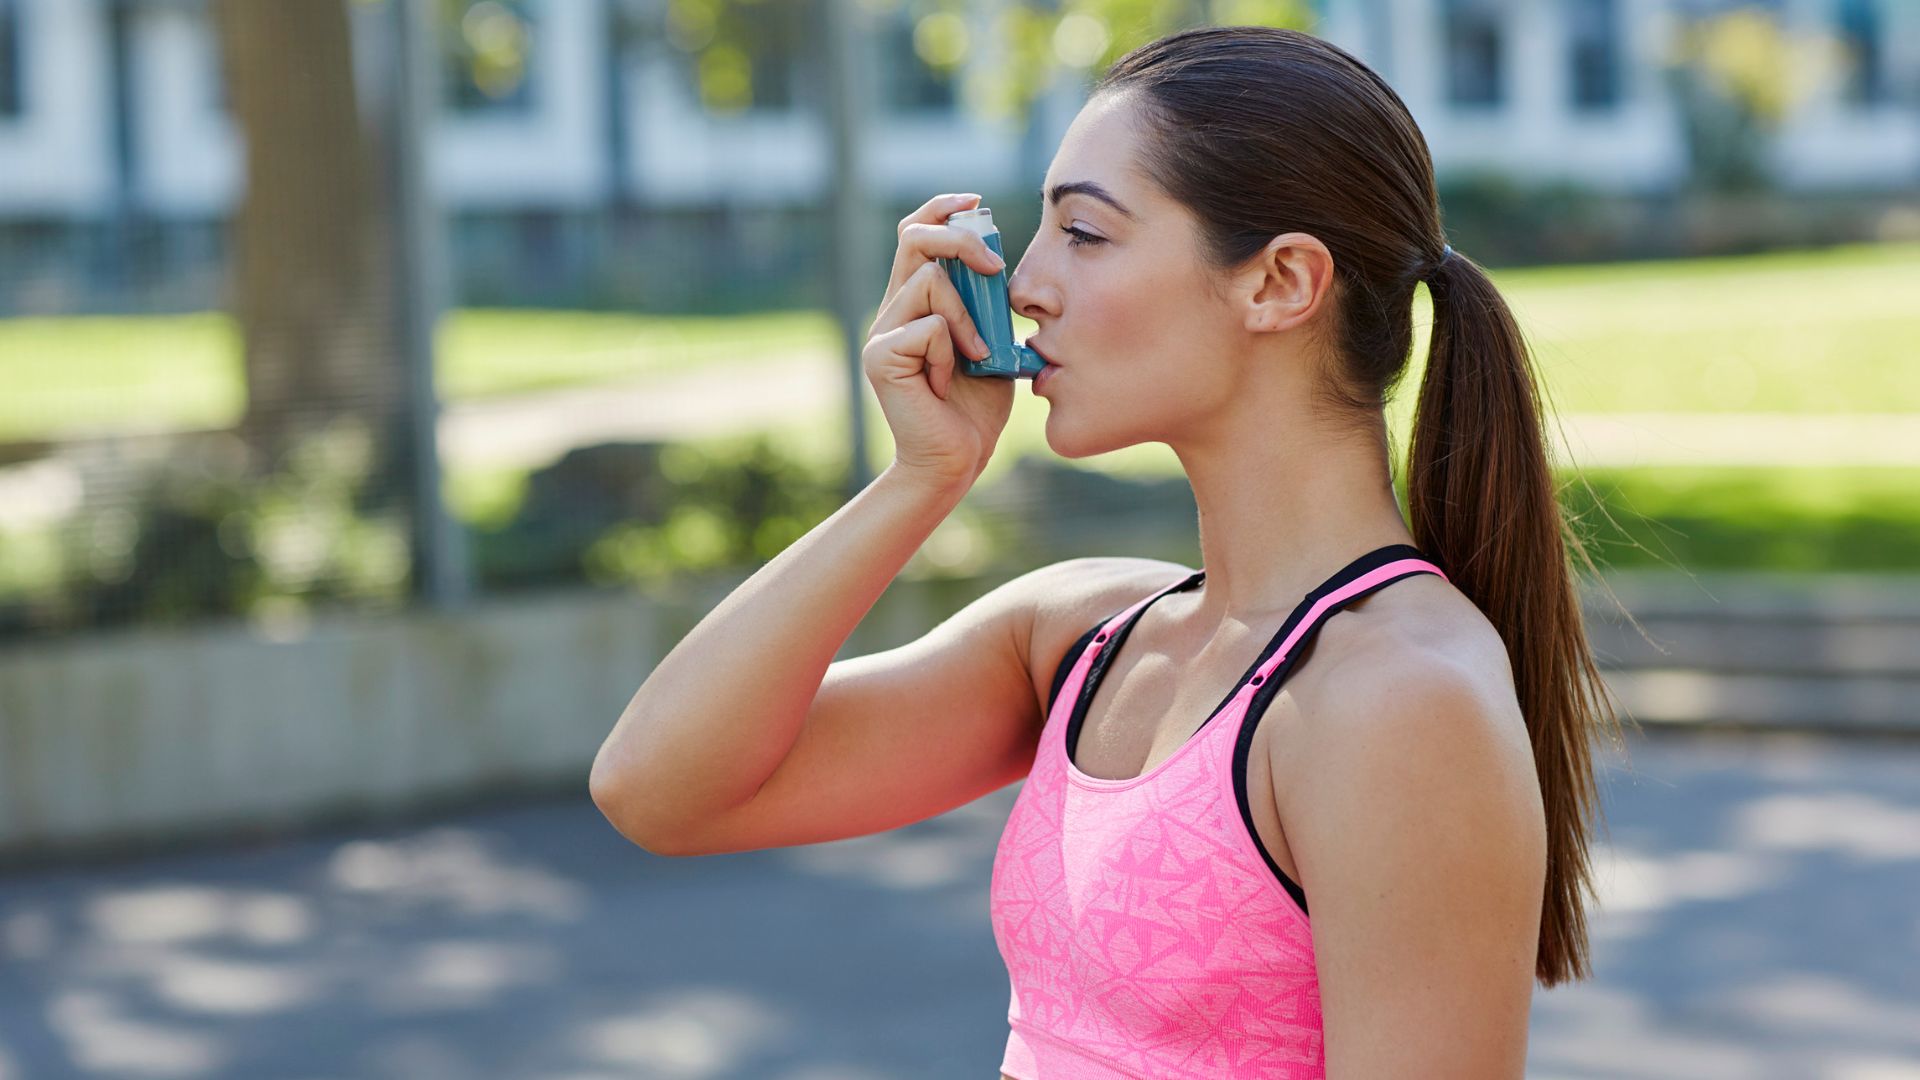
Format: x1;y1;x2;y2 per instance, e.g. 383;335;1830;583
1042;419;1107;461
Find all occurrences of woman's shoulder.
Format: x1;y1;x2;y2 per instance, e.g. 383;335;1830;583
1286;574;1526;777
1014;556;1197;713
1306;570;1513;708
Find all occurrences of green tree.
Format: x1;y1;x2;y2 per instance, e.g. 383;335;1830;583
653;0;1312;130
1664;7;1848;193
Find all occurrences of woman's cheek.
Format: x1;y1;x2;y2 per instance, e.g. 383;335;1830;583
1099;268;1187;364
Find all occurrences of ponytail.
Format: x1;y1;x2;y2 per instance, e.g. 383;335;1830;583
1409;244;1633;986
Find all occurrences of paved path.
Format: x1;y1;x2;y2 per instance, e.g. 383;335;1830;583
437;354;1920;470
0;728;1914;1079
2;356;1914;530
437;354;835;470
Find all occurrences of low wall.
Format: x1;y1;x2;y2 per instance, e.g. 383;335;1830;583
3;564;1916;861
0;569;982;862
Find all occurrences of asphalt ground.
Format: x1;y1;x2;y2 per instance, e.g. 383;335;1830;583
0;727;1915;1079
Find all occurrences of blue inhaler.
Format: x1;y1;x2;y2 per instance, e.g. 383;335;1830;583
940;207;1047;379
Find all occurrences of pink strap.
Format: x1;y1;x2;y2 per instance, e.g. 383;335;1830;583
1085;558;1445;693
1248;558;1446;685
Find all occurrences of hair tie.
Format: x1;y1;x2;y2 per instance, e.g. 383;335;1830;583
1442;243;1454;261
1426;243;1455;283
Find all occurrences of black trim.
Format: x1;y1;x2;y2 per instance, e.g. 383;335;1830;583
1062;570;1204;774
1063;544;1445;920
1232;546;1446;918
1047;622;1105;715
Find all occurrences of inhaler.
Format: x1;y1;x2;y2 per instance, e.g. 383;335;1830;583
940;207;1048;379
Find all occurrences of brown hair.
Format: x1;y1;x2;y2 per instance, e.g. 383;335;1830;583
1096;25;1631;986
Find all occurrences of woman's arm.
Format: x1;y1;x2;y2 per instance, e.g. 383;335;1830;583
592;190;1013;848
589;464;970;845
1290;652;1547;1079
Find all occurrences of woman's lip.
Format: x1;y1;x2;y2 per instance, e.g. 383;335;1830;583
1026;341;1058;368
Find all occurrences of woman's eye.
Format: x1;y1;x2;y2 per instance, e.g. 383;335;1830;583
1059;224;1105;248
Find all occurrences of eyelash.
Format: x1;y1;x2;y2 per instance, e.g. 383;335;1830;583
1059;224;1105;248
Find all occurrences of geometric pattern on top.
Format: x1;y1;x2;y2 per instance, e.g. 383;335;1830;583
991;545;1449;1078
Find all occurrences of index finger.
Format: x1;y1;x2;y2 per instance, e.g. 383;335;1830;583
896;193;981;237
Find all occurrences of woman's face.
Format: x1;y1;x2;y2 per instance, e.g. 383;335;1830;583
1009;92;1248;458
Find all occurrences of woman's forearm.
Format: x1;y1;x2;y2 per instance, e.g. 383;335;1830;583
588;462;969;840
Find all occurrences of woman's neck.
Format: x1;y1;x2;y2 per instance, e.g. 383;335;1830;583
1173;410;1416;626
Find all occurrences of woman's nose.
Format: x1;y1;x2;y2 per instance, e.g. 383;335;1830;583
1008;257;1056;321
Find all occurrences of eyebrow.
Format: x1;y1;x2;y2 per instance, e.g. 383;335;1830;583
1046;180;1136;220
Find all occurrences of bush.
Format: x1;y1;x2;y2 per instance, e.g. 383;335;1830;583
470;434;846;592
1435;171;1627;266
0;420;413;641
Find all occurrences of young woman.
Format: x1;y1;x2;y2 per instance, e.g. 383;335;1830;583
591;25;1624;1080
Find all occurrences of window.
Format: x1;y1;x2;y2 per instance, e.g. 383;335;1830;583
880;10;958;113
1834;0;1885;106
1442;0;1504;108
442;0;537;114
742;12;800;110
0;0;22;119
738;0;817;112
1567;0;1621;110
670;0;817;114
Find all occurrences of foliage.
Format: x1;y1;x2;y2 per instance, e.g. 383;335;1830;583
0;427;849;640
1434;171;1620;266
1663;6;1848;193
0;420;412;641
650;0;1312;123
469;433;846;593
438;0;538;107
5;438;1918;643
4;241;1918;639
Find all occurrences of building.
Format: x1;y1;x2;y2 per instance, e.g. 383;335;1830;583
0;0;1913;310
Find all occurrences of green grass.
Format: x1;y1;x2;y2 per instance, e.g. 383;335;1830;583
435;309;837;399
1556;466;1920;573
0;313;244;439
0;308;837;442
2;242;1916;443
10;243;1920;574
1461;242;1920;415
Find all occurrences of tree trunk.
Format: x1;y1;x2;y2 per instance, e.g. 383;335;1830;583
213;0;404;477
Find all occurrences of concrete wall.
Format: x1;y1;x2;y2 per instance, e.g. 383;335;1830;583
4;564;1915;861
0;568;983;860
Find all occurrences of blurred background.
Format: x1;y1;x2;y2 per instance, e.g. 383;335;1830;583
0;0;1916;1076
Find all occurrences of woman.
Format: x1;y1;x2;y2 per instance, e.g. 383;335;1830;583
591;24;1625;1080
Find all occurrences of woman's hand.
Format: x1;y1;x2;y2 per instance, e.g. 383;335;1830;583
864;193;1017;492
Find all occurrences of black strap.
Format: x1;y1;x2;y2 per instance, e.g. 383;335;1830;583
1194;543;1441;725
1053;545;1445;919
1061;570;1207;760
1046;622;1105;715
1231;545;1447;917
1048;570;1203;717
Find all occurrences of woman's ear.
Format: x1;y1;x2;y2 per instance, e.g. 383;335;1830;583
1234;232;1335;335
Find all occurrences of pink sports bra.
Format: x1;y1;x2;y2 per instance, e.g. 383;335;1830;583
990;544;1448;1079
